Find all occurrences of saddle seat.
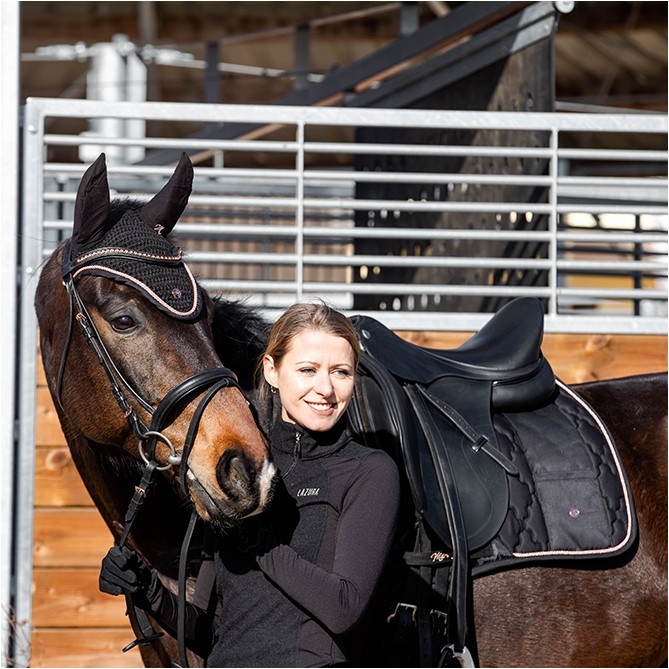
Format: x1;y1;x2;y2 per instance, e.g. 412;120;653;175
352;296;555;411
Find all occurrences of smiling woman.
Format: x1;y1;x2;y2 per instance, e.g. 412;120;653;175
100;300;401;667
261;303;359;431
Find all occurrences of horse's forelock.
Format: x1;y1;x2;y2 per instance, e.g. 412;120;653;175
108;198;143;226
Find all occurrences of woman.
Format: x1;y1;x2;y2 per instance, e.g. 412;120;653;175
100;301;401;667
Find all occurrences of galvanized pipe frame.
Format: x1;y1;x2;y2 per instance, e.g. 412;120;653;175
12;99;668;663
26;99;668;331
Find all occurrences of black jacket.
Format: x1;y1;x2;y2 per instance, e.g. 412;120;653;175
148;404;400;667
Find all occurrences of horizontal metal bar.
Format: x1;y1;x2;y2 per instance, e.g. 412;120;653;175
186;250;666;274
243;307;668;335
46;132;664;161
558;148;668;162
31;98;668;133
44;133;299;153
559;176;668;189
556;204;667;215
42;219;667;245
557;232;667;243
187;251;555;270
42;164;668;196
201;279;553;297
40;190;668;218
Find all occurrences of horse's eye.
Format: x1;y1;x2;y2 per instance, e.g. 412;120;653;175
110;315;136;332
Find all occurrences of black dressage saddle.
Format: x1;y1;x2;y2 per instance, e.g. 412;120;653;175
347;297;557;662
348;297;634;665
349;296;556;552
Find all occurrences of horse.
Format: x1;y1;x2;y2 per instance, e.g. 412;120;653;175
35;153;667;668
35;153;276;667
214;301;669;669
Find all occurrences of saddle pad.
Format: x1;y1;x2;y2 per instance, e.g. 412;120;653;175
471;379;637;576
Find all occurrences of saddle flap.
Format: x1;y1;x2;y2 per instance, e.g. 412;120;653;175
403;378;510;551
352;355;510;552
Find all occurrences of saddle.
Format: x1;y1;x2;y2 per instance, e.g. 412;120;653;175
350;297;556;553
348;297;636;666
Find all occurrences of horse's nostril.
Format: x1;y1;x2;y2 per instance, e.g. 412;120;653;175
216;448;256;500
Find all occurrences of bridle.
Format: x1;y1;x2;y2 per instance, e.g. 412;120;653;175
57;272;239;471
58;259;240;667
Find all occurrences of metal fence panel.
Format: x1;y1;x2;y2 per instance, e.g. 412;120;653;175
27;98;668;333
13;98;668;661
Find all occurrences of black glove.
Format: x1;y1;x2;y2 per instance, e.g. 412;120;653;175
99;545;160;605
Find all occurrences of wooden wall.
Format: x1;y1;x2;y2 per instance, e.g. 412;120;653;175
33;361;142;668
31;333;667;667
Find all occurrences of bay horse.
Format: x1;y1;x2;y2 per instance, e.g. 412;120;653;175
35;153;275;666
35;153;667;667
214;301;669;669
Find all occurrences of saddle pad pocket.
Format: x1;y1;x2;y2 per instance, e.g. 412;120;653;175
534;477;612;549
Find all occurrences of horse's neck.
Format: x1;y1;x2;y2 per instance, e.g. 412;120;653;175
211;298;269;391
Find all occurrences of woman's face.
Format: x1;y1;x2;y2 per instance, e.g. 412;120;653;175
263;328;356;432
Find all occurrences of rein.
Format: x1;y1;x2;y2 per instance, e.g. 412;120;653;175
59;271;239;667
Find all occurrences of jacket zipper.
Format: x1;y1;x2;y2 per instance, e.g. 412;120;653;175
281;430;301;479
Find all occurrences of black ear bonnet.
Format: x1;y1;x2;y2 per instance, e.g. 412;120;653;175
62;152;203;321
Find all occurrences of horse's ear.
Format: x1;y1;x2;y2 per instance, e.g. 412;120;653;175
141;152;193;236
71;153;111;253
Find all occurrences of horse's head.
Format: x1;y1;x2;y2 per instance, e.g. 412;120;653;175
36;153;276;530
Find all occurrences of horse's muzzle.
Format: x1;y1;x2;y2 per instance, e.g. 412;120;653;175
186;448;276;524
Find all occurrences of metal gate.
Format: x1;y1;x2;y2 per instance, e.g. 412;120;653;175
10;97;668;665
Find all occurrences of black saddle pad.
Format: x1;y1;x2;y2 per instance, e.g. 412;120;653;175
472;378;637;575
350;353;637;566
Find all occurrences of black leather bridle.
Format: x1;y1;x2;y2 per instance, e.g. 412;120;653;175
57;267;239;667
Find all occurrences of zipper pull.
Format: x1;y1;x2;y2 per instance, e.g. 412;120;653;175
293;431;302;459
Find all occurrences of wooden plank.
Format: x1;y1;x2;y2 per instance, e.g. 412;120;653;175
34;446;93;507
540;333;667;383
30;629;142;668
33;508;113;568
35;386;66;448
397;332;667;384
32;568;129;628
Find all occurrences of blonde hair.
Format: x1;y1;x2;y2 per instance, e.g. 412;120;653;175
256;301;359;396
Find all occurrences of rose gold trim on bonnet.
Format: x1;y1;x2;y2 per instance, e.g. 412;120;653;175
71;261;200;319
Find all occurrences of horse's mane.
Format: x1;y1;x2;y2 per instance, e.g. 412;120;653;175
210;296;270;391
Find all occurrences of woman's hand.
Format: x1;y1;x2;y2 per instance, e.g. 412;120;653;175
99;545;160;605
